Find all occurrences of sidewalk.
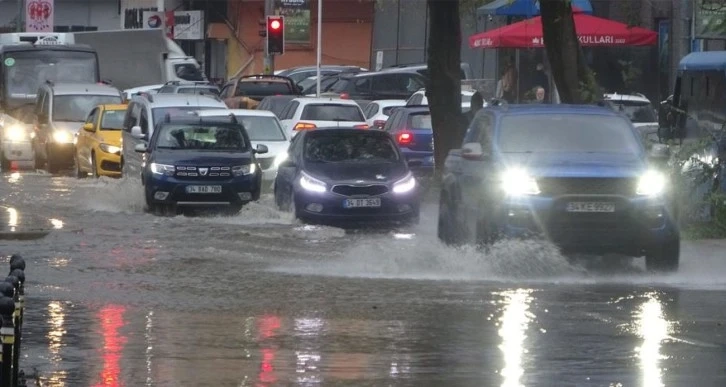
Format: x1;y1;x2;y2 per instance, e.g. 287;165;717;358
0;206;53;240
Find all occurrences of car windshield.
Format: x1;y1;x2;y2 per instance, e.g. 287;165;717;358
236;81;292;96
301;104;364;122
53;95;122;122
152;107;217;126
237;116;286;141
305;132;400;163
3;50;97;100
497;114;641;154
609;100;657;123
174;64;205;82
408;113;432;130
100;109;126;130
155;124;247;151
301;76;340;94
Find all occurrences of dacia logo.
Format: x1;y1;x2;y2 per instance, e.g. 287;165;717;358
199;168;208;176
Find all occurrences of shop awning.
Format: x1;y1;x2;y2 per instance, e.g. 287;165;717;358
469;13;657;49
476;0;593;17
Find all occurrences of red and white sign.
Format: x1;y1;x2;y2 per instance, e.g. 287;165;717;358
143;10;175;39
26;0;54;32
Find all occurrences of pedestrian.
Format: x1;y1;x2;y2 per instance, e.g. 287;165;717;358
500;62;517;102
528;86;546;104
533;63;549;99
466;91;485;124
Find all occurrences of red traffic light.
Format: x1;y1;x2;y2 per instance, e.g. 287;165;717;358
270;20;281;30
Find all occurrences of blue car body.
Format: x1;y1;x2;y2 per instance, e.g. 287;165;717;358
382;106;434;177
438;104;680;270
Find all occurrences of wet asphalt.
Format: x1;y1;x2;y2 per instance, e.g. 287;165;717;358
0;171;725;387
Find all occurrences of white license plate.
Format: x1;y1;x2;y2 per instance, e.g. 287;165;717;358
344;198;381;208
566;202;615;213
186;185;222;194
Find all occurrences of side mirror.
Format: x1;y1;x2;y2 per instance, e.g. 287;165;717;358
83;123;95;132
255;144;269;154
131;125;145;139
134;143;148;153
461;142;489;161
649;144;670;160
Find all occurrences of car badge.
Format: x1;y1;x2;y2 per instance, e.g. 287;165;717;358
375;174;385;180
199;168;209;176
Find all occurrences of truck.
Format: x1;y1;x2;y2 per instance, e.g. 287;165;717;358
0;32;100;169
72;29;207;91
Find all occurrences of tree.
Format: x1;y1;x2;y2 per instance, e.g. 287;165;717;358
539;0;600;103
426;0;466;172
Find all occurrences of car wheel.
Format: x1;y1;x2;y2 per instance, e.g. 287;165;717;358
91;153;99;178
75;156;87;179
645;236;680;273
46;152;60;174
437;193;465;246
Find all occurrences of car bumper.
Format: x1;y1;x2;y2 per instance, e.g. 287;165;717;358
48;142;75;164
294;188;420;224
497;195;677;254
96;150;121;177
2;141;34;162
145;174;261;206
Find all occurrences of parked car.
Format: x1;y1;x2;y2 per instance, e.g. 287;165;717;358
603;92;659;144
193;109;290;184
75;104;128;178
382;105;434;177
278;97;368;136
156;81;220;96
300;73;349;95
379;62;473;80
219;75;302;110
437;103;680;272
322;71;426;102
256;95;298;119
276;65;367;85
363;99;406;129
406;88;479;112
274;128;420;225
132;114;267;215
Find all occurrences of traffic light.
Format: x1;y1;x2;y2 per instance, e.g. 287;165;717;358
266;16;284;56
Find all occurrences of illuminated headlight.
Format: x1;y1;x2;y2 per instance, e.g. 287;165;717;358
4;125;27;141
392;173;416;194
698;154;717;166
99;143;121;155
52;130;74;144
232;164;256;176
272;152;288;169
501;168;541;196
150;163;175;176
299;171;326;193
636;170;666;196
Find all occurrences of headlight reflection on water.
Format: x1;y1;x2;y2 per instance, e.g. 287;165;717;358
635;294;670;387
496;289;535;387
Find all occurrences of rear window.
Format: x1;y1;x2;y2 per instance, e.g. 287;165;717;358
328;79;353;93
608;100;657;123
101;109;125;130
236;81;293;96
408;113;432;130
300;104;364;122
305;132;400;163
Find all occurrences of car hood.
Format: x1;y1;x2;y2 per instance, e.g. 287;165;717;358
304;162;409;183
250;140;289;159
501;152;647;178
52;121;83;133
97;130;122;146
151;149;254;166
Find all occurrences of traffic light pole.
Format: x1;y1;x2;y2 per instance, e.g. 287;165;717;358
264;0;275;75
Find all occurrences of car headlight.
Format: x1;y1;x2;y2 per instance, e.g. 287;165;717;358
4;125;27;141
99;143;121;155
232;164;256;176
272;152;288;169
150;163;175;176
299;171;327;193
636;170;666;196
393;172;416;194
501;168;541;196
52;130;74;144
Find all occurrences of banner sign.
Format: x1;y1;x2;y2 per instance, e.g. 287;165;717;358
275;0;310;43
694;0;726;39
142;11;175;39
26;0;54;32
172;11;205;40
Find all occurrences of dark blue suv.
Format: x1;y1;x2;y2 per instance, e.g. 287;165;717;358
136;115;268;215
437;104;680;272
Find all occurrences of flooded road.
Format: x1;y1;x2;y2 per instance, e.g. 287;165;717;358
1;172;726;386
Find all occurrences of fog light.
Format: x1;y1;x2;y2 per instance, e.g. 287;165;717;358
154;191;169;200
397;204;411;212
238;192;252;201
306;203;323;212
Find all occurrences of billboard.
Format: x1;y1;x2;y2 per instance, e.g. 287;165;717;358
26;0;54;32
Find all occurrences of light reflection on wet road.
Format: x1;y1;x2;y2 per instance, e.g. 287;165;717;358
1;172;726;386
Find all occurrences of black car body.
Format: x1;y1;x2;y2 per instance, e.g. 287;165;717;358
136;116;268;215
276;65;367;85
274;128;420;225
322;71;426;103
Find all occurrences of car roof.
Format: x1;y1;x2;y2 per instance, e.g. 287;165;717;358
370;99;407;106
282;65;366;73
132;93;227;108
304;127;391;134
489;104;622;117
48;82;121;96
292;97;360;106
604;93;651;103
395;106;430;114
195;108;276;118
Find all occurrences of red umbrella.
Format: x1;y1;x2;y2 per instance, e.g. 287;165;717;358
469;13;657;49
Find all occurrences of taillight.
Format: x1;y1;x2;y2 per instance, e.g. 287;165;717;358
373;120;386;129
294;122;317;131
354;124;369;129
397;131;413;146
340;93;349;99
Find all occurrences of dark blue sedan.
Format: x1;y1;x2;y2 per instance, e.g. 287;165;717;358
382;105;434;177
273;128;421;225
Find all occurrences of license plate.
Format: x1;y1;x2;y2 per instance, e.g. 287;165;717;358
186;185;222;194
343;198;381;208
566;202;615;213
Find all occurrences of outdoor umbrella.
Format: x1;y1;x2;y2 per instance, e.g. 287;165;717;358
469;13;658;49
477;0;593;17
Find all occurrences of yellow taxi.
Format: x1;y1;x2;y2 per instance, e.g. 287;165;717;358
75;104;127;178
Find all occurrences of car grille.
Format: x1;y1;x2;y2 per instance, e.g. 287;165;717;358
537;177;637;196
175;166;231;179
100;160;121;172
332;184;388;196
257;157;274;170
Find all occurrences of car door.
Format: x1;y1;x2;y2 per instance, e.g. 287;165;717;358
121;101;143;177
77;107;99;170
275;131;303;198
459;112;496;224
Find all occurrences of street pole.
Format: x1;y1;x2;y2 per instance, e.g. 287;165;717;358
264;0;275;74
315;0;322;97
16;0;23;32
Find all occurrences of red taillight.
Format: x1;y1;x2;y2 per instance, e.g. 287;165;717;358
294;122;317;131
397;131;413;145
340;93;349;99
354;124;369;129
373;120;386;129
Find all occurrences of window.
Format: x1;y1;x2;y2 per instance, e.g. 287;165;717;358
352;78;371;93
235;81;292;97
304;132;400;163
150;106;217;127
123;102;141;131
279;101;299;120
220;84;233;98
85;107;98;124
382;106;401;116
237;116;286;141
463;112;492;147
178;87;219;95
139;109;149;134
365;103;379;118
609;101;657;123
300;104;364;122
174;64;204;82
155;124;247;151
52;94;123;122
100;109;126;130
407;112;432;130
